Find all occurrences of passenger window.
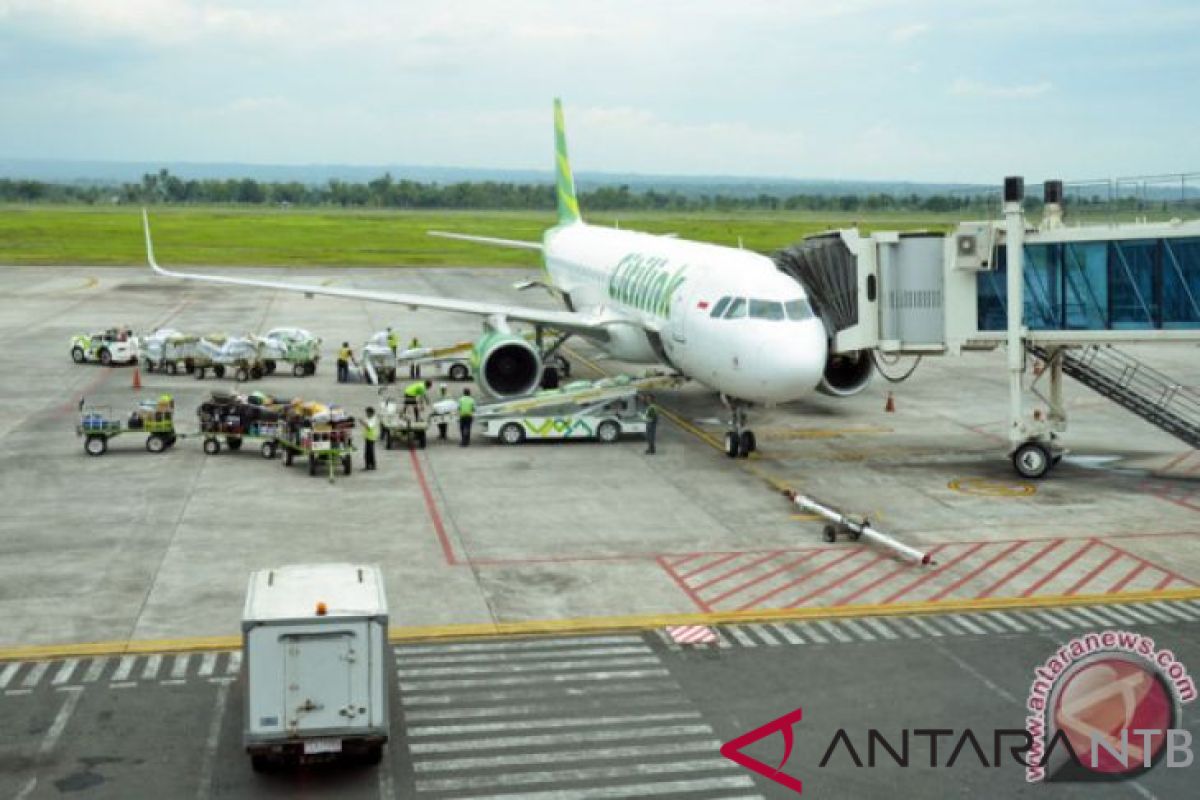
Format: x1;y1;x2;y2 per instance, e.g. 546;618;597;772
784;299;814;320
710;296;731;318
749;300;785;320
724;297;747;319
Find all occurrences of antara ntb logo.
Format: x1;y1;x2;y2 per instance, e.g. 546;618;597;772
607;253;687;316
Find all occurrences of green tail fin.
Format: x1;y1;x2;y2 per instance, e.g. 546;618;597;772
553;98;582;224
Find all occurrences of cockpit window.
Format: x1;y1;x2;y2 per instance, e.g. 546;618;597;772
710;296;731;318
749;300;785;320
724;297;747;319
784;299;814;320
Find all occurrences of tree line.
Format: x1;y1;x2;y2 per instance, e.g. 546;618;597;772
1;168;1193;214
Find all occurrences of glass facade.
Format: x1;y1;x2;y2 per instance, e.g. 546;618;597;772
978;236;1200;330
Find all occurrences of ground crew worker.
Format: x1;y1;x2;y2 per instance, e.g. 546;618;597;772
458;387;476;447
409;336;421;377
386;327;399;355
643;393;658;455
404;379;432;420
336;341;355;383
362;406;379;470
436;384;450;440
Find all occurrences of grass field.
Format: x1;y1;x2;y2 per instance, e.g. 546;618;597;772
0;205;966;268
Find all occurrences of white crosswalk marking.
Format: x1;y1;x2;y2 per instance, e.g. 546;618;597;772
396;636;643;656
725;627;757;647
412;740;723;772
408;710;701;737
1029;610;1074;630
1085;605;1138;626
885;617;925;639
1009;611;1051;631
926;616;969;635
948;615;988;635
1149;602;1198;622
838;619;876;641
1106;605;1157;625
1054;607;1101;627
0;662;20;689
1128;603;1176;623
82;657;108;683
397;635;738;799
769;623;805;645
906;616;944;637
111;655;136;682
51;659;79;686
141;654;162;681
198;652;218;677
397;655;660;678
21;662;49;688
747;624;780;646
860;617;899;640
169;653;191;680
815;620;853;643
404;645;653;665
987;611;1028;632
226;650;242;675
797;622;828;643
1062;606;1111;628
969;614;1010;634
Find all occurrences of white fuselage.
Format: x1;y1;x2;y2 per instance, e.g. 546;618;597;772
543;222;827;404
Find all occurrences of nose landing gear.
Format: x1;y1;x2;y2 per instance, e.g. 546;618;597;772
722;400;756;458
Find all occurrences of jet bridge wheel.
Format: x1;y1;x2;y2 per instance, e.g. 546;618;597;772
1013;441;1052;480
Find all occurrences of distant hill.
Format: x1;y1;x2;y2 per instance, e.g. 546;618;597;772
0;158;990;198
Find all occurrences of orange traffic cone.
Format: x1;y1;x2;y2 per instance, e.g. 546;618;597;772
884;391;895;413
132;366;142;390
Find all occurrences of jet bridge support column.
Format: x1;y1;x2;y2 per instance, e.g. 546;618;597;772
1004;176;1026;448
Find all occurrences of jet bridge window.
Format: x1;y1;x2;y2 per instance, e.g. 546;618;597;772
710;296;732;318
724;297;748;319
749;300;785;320
784;299;814;320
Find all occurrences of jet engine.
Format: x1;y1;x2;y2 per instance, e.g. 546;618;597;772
472;331;542;397
816;349;873;397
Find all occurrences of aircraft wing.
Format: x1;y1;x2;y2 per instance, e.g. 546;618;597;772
142;211;609;341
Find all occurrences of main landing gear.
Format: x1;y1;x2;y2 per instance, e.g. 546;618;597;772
722;399;757;459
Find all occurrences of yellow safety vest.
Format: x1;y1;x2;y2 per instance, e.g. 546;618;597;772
404;382;427;398
458;395;476;416
363;417;379;441
338;346;352;361
387;332;398;348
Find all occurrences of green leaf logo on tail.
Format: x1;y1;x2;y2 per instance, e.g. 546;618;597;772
554;98;582;224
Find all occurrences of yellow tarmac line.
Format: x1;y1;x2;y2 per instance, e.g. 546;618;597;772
4;587;1198;661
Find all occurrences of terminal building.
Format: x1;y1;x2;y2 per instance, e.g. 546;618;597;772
777;179;1200;479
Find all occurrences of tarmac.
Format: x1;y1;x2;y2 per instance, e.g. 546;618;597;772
0;265;1199;656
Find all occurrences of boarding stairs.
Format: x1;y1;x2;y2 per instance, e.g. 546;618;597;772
1027;343;1200;449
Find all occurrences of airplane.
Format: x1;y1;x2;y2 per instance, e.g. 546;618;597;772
142;99;873;458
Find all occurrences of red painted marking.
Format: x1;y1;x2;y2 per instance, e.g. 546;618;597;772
1158;450;1194;474
1100;540;1197;587
408;449;459;565
667;553;705;569
1154;574;1178;590
974;540;1065;599
696;300;710;310
1062;548;1124;595
709;550;827;608
1105;563;1148;594
679;552;743;581
832;544;951;606
691;551;784;593
782;553;890;609
731;549;867;610
658;556;712;613
667;625;716;644
879;542;988;605
926;540;1027;602
1018;540;1098;598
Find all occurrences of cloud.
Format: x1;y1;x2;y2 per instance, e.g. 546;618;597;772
950;77;1053;98
889;22;929;42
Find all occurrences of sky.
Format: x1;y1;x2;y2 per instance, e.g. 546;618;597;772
1;0;1198;183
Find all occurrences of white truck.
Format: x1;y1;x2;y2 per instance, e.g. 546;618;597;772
242;563;390;770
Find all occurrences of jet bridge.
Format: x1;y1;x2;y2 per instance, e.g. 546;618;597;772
776;178;1200;479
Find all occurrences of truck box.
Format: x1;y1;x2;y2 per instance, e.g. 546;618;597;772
242;563;390;769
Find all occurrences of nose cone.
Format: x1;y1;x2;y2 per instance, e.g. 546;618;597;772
762;318;827;403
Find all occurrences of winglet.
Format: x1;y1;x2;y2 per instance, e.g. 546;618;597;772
553;98;581;224
142;208;166;275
